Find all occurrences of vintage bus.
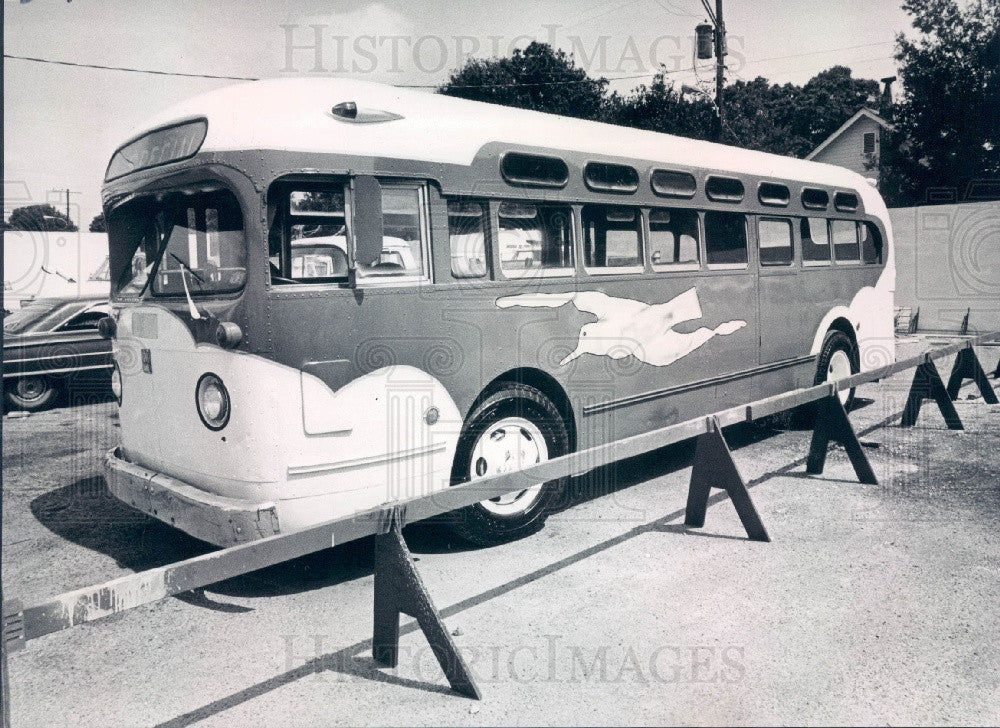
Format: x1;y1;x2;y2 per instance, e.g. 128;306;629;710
100;78;894;548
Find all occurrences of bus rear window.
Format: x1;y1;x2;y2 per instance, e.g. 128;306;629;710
705;211;748;268
112;189;247;299
861;222;883;264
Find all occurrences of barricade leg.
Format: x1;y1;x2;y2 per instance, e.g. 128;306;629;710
806;396;878;485
371;510;481;700
684;416;770;542
901;359;963;429
945;347;999;404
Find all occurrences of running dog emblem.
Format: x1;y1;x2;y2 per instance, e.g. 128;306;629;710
496;287;746;367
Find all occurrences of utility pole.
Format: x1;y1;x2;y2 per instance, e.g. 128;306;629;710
47;188;81;228
713;0;725;143
695;0;727;142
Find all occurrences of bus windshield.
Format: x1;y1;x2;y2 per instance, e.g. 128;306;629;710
112;188;247;300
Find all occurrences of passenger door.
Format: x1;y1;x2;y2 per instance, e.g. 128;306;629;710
755;216;816;365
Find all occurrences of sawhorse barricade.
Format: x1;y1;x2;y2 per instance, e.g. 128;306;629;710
3;332;999;714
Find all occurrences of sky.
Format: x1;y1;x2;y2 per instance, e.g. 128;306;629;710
4;0;915;229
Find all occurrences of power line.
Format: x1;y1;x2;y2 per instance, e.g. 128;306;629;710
747;41;895;65
3;54;259;81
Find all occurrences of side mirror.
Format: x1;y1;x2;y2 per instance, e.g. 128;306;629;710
351;175;383;276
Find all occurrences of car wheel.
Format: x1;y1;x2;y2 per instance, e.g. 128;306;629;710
449;383;570;547
5;376;60;412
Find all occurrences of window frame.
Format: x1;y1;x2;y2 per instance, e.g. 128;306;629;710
646;206;702;273
356;180;433;287
270;177;434;288
581;204;644;275
704;209;750;270
495;200;576;280
756;216;795;268
800;216;832;268
446;198;491;280
830;217;862;266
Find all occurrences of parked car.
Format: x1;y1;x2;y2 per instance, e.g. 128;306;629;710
2;296;112;412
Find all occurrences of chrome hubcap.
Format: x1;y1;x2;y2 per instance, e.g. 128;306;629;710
16;377;47;402
469;416;547;516
827;350;853;404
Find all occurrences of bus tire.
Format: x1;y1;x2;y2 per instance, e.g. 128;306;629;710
5;375;60;412
448;383;570;547
813;330;859;412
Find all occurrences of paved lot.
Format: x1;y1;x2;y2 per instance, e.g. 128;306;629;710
3;338;1000;727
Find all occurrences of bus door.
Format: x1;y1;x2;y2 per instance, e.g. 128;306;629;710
755;215;817;364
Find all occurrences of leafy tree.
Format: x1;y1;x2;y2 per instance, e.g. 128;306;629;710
790;67;880;152
7;204;78;232
604;74;715;140
89;212;107;232
879;0;1000;205
439;41;608;120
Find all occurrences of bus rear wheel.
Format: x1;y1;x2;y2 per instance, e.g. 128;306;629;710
814;330;859;410
449;383;569;547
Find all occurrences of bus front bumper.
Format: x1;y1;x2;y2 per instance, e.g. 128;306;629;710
103;448;281;547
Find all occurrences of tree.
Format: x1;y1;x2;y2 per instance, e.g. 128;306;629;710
880;0;1000;205
604;73;715;140
6;204;78;232
438;41;608;120
790;67;880;152
89;212;107;233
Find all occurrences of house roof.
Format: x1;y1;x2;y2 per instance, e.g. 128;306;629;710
805;108;894;161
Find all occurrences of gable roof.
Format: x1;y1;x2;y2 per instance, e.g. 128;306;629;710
806;108;894;161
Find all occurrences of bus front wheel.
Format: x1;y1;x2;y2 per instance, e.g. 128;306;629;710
449;383;569;547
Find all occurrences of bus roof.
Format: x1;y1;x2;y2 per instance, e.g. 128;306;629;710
127;77;887;216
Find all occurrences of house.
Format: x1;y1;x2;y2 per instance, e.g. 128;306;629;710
805;108;894;186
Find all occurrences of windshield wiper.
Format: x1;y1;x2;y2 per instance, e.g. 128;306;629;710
168;253;205;286
169;254;206;320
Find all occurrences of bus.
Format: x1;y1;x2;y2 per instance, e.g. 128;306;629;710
100;78;894;548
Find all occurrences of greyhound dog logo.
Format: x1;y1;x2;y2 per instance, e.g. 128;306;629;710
496;287;746;367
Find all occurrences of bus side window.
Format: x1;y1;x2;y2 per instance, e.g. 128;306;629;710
284;188;350;281
801;217;830;266
582;205;642;273
758;217;793;266
359;184;428;280
860;221;883;264
705;211;748;268
448;200;488;279
649;208;699;270
497;201;574;277
832;219;860;263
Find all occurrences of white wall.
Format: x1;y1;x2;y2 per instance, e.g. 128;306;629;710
889;201;1000;333
3;231;111;308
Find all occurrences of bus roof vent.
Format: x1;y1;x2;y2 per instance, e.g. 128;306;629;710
584;161;639;193
330;102;403;124
834;191;859;212
758;181;790;207
802;187;830;210
650;168;697;198
705;175;745;203
500;152;569;188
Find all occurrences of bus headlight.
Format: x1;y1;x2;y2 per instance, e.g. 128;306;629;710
111;363;123;405
195;373;230;430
